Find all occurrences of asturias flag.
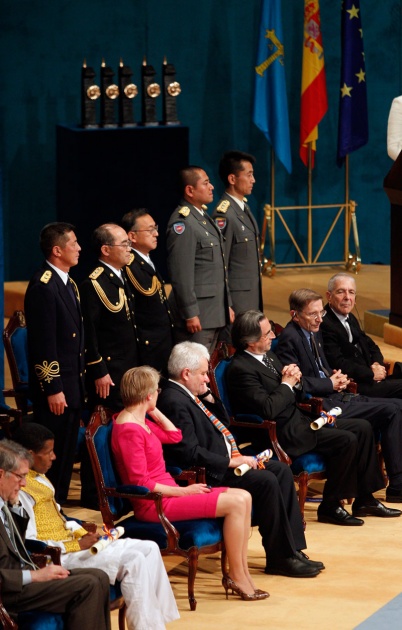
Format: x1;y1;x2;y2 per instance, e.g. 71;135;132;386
337;0;368;162
253;0;292;174
299;0;328;167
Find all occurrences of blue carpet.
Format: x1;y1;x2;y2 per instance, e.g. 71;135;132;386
354;593;402;628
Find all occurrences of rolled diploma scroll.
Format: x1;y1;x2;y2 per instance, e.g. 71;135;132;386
90;526;125;555
234;448;273;477
310;406;342;431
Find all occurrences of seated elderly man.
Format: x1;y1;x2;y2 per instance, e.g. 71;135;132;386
226;310;391;526
12;423;179;630
158;341;324;578
321;272;402;400
275;288;402;511
0;439;111;629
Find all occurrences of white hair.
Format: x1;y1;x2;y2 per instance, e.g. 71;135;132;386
327;273;356;292
168;342;210;379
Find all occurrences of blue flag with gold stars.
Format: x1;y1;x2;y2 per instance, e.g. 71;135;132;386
253;0;292;173
337;0;368;161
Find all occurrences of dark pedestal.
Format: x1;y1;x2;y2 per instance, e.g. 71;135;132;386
56;124;189;282
384;153;402;327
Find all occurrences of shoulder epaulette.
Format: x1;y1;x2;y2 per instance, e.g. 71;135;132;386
89;267;104;280
178;206;190;217
128;252;134;265
40;270;52;284
217;200;230;213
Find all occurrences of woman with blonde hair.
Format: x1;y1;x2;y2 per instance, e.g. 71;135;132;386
112;365;268;601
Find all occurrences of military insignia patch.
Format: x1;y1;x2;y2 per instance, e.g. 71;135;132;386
215;217;227;230
173;222;186;234
178;206;190;217
40;270;52;284
217;200;230;213
89;267;104;280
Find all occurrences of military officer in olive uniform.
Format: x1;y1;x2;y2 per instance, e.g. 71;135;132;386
121;208;174;375
80;223;139;411
24;222;85;504
212;150;263;314
166;166;234;352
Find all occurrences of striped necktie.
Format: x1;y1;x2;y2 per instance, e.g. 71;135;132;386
194;397;240;457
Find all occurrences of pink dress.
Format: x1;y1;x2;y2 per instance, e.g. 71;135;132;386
111;416;228;523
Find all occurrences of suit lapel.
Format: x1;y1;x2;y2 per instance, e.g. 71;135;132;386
0;514;21;560
190;205;223;240
50;266;81;327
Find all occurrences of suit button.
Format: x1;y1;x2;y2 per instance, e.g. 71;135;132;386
72;333;76;337
145;340;149;345
107;356;111;361
245;238;248;242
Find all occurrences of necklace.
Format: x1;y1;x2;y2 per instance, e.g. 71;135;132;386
126;409;151;433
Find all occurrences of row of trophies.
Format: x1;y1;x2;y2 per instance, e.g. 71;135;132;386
81;57;181;128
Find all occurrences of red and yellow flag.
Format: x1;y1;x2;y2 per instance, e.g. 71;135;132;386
299;0;328;167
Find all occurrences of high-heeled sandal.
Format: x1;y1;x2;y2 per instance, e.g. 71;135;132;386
222;576;268;601
254;588;270;599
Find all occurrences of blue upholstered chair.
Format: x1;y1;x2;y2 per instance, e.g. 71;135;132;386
3;310;32;416
208;342;327;526
85;405;226;611
0;529;127;629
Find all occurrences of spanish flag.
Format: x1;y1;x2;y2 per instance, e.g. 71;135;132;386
300;0;328;167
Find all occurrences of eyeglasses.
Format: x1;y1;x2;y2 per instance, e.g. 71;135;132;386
106;240;132;249
300;310;327;320
133;225;158;235
7;471;27;482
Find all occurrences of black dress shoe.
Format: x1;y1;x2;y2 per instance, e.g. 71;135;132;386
353;499;402;518
265;555;320;578
317;504;364;526
385;491;402;503
295;550;325;570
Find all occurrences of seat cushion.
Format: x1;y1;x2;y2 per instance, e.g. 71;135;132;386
18;612;64;629
291;452;326;475
120;515;224;550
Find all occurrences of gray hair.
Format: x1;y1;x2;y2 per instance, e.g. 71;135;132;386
0;439;32;472
231;310;267;351
168;342;210;379
327;273;356;293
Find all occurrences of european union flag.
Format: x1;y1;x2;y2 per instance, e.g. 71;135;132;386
253;0;292;173
337;0;368;161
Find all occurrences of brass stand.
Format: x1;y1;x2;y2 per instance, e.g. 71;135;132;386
260;149;361;277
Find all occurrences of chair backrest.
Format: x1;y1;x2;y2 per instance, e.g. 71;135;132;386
209;342;235;415
3;311;29;389
85;406;133;528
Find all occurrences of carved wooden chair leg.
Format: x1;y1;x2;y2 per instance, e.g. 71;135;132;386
187;548;199;611
296;472;309;529
118;603;127;630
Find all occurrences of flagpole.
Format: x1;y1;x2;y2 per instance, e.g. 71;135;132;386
307;143;313;263
344;154;349;262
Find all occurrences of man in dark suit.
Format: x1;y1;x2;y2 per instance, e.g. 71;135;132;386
24;222;85;503
80;223;139;411
166;166;234;352
227;310;389;526
276;288;402;510
121;208;174;374
158;341;324;578
0;439;111;629
211;150;262;314
321;272;402;399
